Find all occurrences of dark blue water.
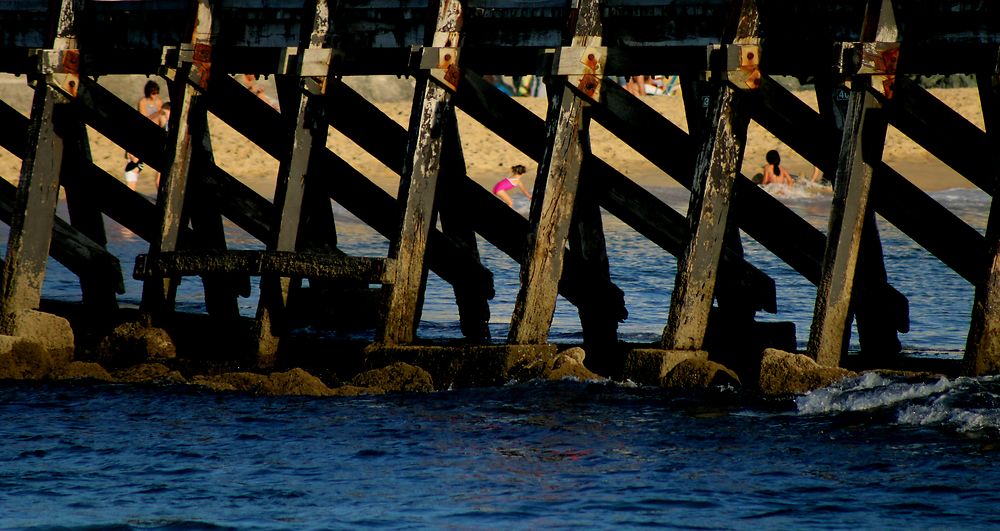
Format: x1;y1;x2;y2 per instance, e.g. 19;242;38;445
3;375;1000;529
2;185;997;529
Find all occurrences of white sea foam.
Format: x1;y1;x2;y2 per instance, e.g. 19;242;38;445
795;372;956;415
760;181;832;200
897;402;1000;433
798;374;1000;433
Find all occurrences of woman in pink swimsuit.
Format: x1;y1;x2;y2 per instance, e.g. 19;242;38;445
492;164;532;208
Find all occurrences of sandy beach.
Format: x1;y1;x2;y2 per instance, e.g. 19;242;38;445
0;74;983;199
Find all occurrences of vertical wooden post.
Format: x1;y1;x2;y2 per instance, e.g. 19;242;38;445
807;0;897;367
807;90;884;366
682;71;755;346
188;131;243;321
815;75;904;360
0;0;80;332
662;0;759;351
140;0;214;318
571;110;621;372
438;102;492;342
381;0;464;344
0;86;65;330
255;0;332;362
58;106;119;317
680;74;713;143
964;72;1000;375
508;0;602;344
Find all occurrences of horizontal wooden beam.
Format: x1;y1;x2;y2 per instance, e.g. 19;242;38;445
0;97;125;292
749;75;987;284
203;73;495;295
134;250;393;283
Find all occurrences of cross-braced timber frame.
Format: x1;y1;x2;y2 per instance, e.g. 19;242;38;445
0;0;998;384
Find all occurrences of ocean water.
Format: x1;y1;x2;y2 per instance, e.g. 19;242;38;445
2;184;999;529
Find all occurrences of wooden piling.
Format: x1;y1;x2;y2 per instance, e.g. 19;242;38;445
0;0;80;333
663;0;759;351
965;73;1000;376
570;110;621;372
808;0;896;367
57;106;120;317
508;0;602;345
140;0;216;319
437;104;493;342
381;0;464;345
808;88;884;366
255;0;332;361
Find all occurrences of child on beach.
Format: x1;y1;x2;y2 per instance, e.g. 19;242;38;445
762;149;794;186
492;164;532;208
124;81;165;191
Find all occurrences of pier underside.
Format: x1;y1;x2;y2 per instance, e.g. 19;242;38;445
0;0;998;389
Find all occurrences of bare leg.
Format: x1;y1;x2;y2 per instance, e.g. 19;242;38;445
495;190;514;208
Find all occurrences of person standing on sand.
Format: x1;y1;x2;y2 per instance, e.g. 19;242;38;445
762;149;794;186
146;102;170;188
492;164;532;208
137;80;163;119
124;81;164;191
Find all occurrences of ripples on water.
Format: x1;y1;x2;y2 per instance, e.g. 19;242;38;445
1;187;997;528
2;376;1000;529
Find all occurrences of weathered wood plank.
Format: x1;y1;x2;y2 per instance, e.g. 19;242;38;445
810;0;905;363
808;88;884;367
0;0;80;326
587;76;776;313
135;251;392;283
139;77;204;314
662;83;746;350
0;84;67;325
814;75;907;356
382;0;465;345
964;73;1000;376
256;1;336;358
751;72;985;284
571;111;621;370
508;0;602;345
141;0;216;316
438;102;493;341
663;0;759;351
887;76;993;194
57;105;119;315
204;69;494;306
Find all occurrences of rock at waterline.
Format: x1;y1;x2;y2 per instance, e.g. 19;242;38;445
351;362;435;394
661;358;740;389
96;322;176;368
758;348;856;395
545;347;603;382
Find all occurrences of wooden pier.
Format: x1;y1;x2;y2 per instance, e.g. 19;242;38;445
0;0;998;387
